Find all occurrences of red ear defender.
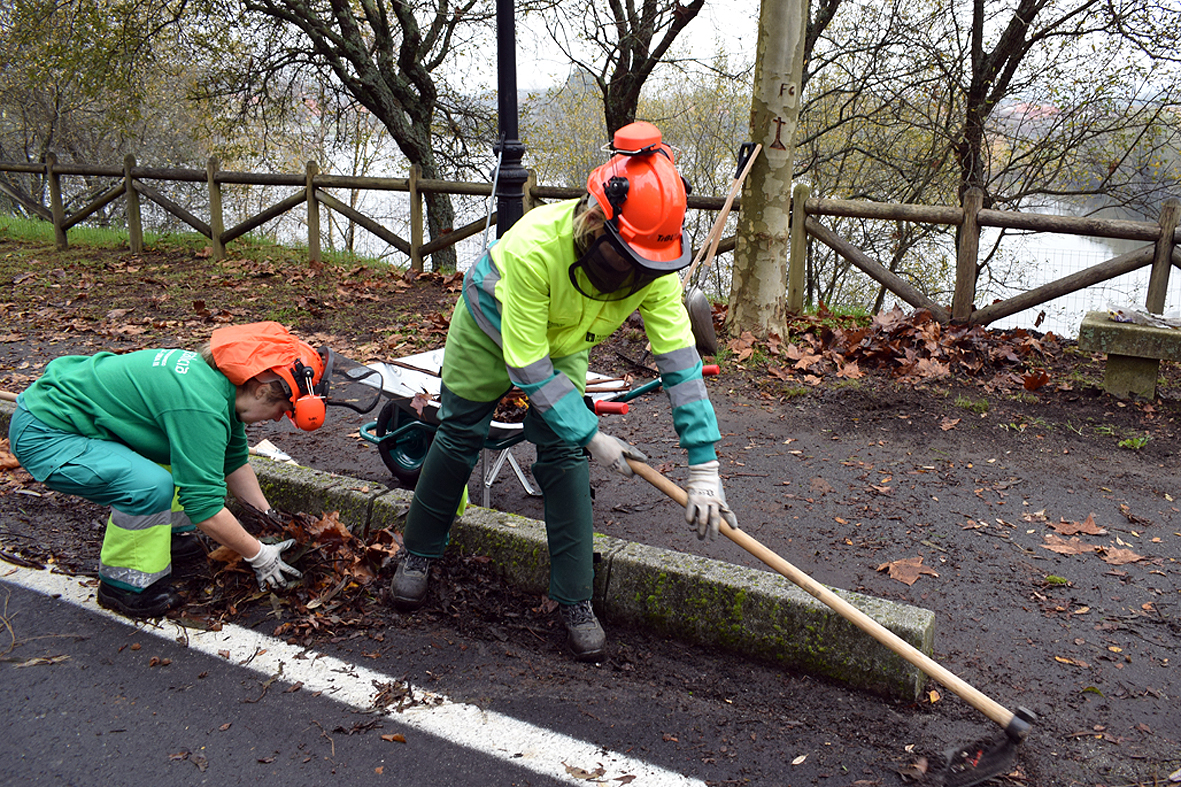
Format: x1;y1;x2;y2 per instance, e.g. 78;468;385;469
209;322;333;431
287;358;326;431
292;395;326;431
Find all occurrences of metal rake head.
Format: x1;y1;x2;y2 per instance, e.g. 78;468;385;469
928;733;1020;787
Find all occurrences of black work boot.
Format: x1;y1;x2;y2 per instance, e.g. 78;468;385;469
390;552;434;611
560;599;606;661
171;532;206;562
170;532;207;574
97;579;182;619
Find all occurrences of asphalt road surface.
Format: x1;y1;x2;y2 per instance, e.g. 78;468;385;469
2;558;972;787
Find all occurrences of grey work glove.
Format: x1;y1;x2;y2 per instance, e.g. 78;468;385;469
245;538;302;589
585;431;647;478
685;460;739;540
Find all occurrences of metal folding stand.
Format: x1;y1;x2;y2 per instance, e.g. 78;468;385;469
480;445;538;507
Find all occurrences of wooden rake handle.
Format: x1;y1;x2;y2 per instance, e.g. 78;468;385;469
627;458;1031;740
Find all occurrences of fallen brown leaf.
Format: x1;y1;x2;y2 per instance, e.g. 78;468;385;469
877;556;939;585
1049;513;1106;536
1098;547;1144;566
1040;534;1100;555
1023;369;1050;390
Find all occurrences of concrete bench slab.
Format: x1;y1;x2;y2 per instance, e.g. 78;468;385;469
1078;310;1181;398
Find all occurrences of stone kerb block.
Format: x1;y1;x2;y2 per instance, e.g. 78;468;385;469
247;457;390;536
450;506;630;600
604;541;934;700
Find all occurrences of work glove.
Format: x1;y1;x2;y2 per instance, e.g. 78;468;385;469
685;460;739;541
585;431;647;478
245;539;302;590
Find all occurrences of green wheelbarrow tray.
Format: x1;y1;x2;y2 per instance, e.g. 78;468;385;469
360;407;527;491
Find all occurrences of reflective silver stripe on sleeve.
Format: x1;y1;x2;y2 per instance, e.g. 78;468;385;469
508;356;557;386
508;357;577;411
462;254;504;347
654;346;700;376
666;377;708;408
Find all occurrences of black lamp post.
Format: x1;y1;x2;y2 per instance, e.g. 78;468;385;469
494;0;527;237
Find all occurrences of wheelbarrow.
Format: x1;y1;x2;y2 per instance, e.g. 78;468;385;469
358;349;632;506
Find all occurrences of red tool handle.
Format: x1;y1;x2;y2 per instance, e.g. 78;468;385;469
703;364;719;376
594;401;629;415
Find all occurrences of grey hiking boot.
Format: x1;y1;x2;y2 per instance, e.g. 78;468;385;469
390;552;434;611
560;599;606;661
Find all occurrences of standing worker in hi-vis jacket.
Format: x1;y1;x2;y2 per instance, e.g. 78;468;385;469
391;121;738;660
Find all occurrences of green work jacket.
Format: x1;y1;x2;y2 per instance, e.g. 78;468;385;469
19;349;248;522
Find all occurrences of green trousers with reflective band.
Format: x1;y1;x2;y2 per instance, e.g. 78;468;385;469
100;486;195;590
404;316;596;603
8;401;194;592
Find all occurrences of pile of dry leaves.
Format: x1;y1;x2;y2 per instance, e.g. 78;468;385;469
717;304;1059;391
175;506;403;643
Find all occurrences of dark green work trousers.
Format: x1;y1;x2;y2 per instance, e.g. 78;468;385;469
402;383;594;604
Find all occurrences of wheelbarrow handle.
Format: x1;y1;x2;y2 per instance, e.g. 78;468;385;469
593;400;629;416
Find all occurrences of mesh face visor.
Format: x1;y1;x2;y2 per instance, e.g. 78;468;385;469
318;349;381;414
568;222;683;301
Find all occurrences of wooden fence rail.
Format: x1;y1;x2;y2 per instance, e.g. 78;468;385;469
793;185;1181;326
1;155;1178;328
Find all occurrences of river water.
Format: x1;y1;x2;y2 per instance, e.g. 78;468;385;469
973;202;1180;337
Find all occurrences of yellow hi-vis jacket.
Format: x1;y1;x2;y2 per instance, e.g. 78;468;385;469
461;199;720;465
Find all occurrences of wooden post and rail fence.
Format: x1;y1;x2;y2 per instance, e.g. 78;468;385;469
1;155;1178;327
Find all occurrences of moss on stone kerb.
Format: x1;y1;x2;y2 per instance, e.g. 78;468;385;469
603;542;933;699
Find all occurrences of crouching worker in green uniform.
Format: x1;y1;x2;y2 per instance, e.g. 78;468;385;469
8;321;331;619
391;121;738;660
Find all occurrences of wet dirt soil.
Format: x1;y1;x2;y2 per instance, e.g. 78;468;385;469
2;244;1180;786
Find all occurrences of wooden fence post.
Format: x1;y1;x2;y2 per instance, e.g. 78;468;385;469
306;160;321;265
523;171;537;215
953;187;984;322
206;157;225;261
1146;198;1179;314
409;163;424;272
46;152;68;250
124;154;143;253
788;182;809;313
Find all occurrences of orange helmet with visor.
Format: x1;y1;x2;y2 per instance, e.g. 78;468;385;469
576;122;691;300
210;322;328;430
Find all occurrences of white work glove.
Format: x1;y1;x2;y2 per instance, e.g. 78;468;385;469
585;431;647;478
685;460;739;541
245;539;302;589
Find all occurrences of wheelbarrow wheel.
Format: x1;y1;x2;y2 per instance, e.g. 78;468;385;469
374;401;432;486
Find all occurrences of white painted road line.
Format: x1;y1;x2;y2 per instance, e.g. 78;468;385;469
3;564;706;786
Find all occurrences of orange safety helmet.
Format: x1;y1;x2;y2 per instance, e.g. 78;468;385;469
210;322;328;431
585;121;691;274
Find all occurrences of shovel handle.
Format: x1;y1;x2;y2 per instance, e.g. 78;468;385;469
0;390;17;402
627;458;1029;740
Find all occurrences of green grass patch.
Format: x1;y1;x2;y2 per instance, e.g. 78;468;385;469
954;394;989;414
